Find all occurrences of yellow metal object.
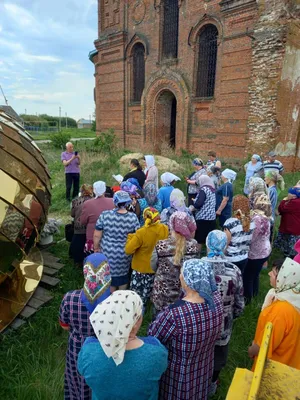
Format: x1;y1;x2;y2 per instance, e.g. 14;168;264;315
226;322;300;399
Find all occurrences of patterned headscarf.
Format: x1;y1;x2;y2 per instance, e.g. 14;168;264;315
206;230;227;258
197;175;215;190
161;172;181;186
143;207;160;227
170;189;186;211
192;158;204;167
249;177;268;196
80;184;93;197
120;181;139;197
143;182;158;206
169;211;196;240
252;194;272;218
90;291;143;366
262;258;300;310
113;190;132;208
80;253;111;313
232;195;251;232
265;171;285;192
182;259;217;310
127;178;142;191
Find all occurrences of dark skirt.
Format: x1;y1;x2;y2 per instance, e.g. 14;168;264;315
195;219;216;244
69;233;86;264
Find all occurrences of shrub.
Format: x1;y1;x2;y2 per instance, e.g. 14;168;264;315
93;128;118;154
50;132;72;149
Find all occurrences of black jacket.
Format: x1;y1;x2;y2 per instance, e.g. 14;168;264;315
123;169;146;188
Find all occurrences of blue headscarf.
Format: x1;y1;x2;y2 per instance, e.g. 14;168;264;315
288;187;300;198
206;230;227;258
126;178;142;191
120;181;139;197
80;253;111;313
113;190;132;208
182;259;217;310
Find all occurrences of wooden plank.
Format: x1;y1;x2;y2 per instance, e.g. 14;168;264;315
10;318;26;330
28;297;44;309
40;274;60;287
43;261;64;271
33;286;53;302
41;251;61;263
20;305;37;319
43;266;59;276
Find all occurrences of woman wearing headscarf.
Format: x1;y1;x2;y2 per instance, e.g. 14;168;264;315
157;172;181;209
185;158;207;206
120;180;140;213
148;259;223;400
243;194;272;302
248;258;300;370
274;184;300;258
123;158;146;188
248;176;268;209
80;181;114;255
243;155;263;195
59;252;111;400
192;175;216;253
93;191;140;291
137;182;162;226
143;155;158;189
151;211;198;315
160;189;193;228
126;207;168;305
216;169;237;227
201;230;244;394
78;291;168;400
223;194;255;273
69;184;94;265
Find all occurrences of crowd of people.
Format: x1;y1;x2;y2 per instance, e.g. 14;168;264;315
60;143;300;400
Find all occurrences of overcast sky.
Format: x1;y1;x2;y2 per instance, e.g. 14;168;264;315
0;0;97;121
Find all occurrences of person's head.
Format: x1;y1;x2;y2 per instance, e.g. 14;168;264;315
144;155;155;169
207;151;217;161
90;290;143;365
180;259;217;309
206;230;227;258
170;189;186;211
249;177;267;196
113;190;132;209
251;154;261;164
120;181;139;198
264;171;285;191
93;181;106;199
252;194;272;218
221;169;237;183
207;166;220;177
130;158;142;171
268;258;300;289
143;182;158;206
80;184;93;198
197;175;215;189
192;158;204;170
266;151;276;163
66;142;73;152
169;211;197;265
82;253;111;313
288;186;300;199
160;172;180;187
143;207;160;227
232;194;251;232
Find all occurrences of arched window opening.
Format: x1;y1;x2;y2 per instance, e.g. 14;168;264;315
196;24;218;98
132;43;145;102
162;0;179;59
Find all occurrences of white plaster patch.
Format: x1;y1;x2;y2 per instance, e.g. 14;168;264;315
281;46;300;90
292;106;299;122
275;141;298;157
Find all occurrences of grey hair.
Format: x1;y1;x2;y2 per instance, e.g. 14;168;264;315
66;142;73;147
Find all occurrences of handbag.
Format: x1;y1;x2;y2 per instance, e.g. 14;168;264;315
65;223;74;242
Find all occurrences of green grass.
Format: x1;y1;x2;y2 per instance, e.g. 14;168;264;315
0;145;299;400
30;128;96;141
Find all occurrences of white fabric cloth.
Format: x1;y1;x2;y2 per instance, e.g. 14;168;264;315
161;172;181;185
93;181;106;198
90;290;143;366
144;155;155;169
112;174;123;184
222;169;237;182
262;258;300;310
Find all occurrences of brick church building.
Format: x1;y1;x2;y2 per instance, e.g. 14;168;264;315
90;0;300;171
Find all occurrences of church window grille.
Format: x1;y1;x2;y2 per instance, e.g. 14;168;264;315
162;0;179;59
132;43;145;102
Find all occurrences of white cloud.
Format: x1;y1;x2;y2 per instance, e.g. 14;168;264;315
4;3;36;28
19;53;61;63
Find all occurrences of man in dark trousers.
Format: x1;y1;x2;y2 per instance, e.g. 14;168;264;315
61;142;80;201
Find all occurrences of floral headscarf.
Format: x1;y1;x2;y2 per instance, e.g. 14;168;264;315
262;258;300;310
169;211;196;240
113;190;132;208
252;194;272;218
206;230;227;258
80;253;111;313
182;259;217;310
249;177;268;196
120;181;139;197
143;207;160;227
232;195;251;232
170;189;186;211
288;187;300;198
90;291;143;366
143;183;158;206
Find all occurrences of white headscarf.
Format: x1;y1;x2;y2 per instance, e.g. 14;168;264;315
222;169;237;182
93;181;106;199
262;258;300;310
145;155;155;169
161;172;181;186
90;290;143;366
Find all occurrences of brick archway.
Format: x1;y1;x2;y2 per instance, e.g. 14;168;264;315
141;70;190;153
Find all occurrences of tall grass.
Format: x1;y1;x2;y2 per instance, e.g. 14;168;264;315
0;145;299;400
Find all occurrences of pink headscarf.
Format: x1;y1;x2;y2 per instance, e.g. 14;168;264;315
197;175;215;190
169;211;196;240
294;239;300;264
